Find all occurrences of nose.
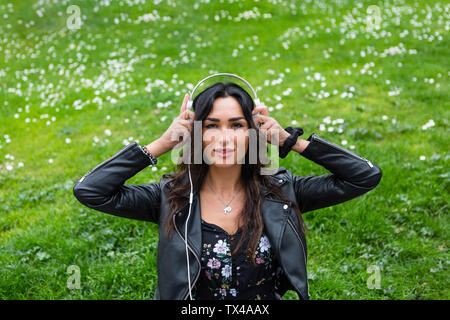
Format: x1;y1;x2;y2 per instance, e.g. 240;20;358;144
215;128;235;146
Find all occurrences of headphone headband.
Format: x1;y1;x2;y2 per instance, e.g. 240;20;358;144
186;73;262;110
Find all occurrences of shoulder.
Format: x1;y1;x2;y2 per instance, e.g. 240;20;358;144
273;166;289;176
266;166;295;186
158;173;177;191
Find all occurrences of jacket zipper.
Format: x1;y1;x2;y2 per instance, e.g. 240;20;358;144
287;217;310;299
172;212;201;300
310;134;374;168
77;142;137;183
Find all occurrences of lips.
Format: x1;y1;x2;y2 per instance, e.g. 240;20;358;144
214;148;234;157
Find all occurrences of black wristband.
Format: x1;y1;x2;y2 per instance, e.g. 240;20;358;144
139;145;158;165
278;126;304;158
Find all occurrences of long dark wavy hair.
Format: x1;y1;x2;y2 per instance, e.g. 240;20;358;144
162;82;308;265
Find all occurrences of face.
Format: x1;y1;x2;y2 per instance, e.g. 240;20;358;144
202;96;249;167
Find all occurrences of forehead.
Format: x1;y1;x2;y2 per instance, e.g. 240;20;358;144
208;96;244;118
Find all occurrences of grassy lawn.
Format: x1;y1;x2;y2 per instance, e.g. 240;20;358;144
0;0;448;299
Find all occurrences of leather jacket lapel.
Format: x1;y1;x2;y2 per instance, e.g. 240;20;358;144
260;197;289;263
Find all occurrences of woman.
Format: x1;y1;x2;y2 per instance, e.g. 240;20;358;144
73;82;382;300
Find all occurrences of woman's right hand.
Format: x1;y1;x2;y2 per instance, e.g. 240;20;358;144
158;93;195;151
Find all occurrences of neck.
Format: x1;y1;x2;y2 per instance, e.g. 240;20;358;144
203;165;244;197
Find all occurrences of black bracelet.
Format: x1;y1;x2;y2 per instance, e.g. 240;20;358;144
278;126;304;158
140;145;158;165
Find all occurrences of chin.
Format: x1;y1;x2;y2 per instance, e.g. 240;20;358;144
211;155;247;167
212;160;237;167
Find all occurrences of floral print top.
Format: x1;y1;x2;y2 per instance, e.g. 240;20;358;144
192;219;282;300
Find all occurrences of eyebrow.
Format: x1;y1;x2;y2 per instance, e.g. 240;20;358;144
205;117;245;122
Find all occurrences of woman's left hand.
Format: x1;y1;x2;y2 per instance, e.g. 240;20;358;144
252;105;291;146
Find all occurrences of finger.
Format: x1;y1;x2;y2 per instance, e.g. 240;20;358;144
180;109;195;121
252;105;268;114
251;105;269;116
170;127;191;143
259;123;279;144
179;93;190;115
252;114;271;126
259;119;275;131
170;131;189;145
178;119;194;130
253;114;271;121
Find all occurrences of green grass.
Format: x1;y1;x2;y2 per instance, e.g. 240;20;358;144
0;0;448;299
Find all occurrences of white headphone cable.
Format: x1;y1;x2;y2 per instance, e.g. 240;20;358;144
185;163;194;300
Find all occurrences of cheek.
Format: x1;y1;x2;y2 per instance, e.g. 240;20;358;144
236;130;249;147
202;130;222;153
202;130;216;146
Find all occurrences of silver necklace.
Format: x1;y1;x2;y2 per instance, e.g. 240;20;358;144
205;179;242;215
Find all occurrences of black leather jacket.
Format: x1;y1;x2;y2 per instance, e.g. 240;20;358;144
73;133;382;300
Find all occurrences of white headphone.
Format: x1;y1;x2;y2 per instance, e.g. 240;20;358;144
183;73;264;300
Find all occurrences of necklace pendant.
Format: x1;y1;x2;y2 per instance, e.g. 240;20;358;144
224;205;232;214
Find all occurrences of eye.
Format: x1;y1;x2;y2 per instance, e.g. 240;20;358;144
205;122;244;129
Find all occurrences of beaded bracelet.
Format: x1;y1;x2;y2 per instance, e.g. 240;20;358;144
139;145;158;165
278;126;304;158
